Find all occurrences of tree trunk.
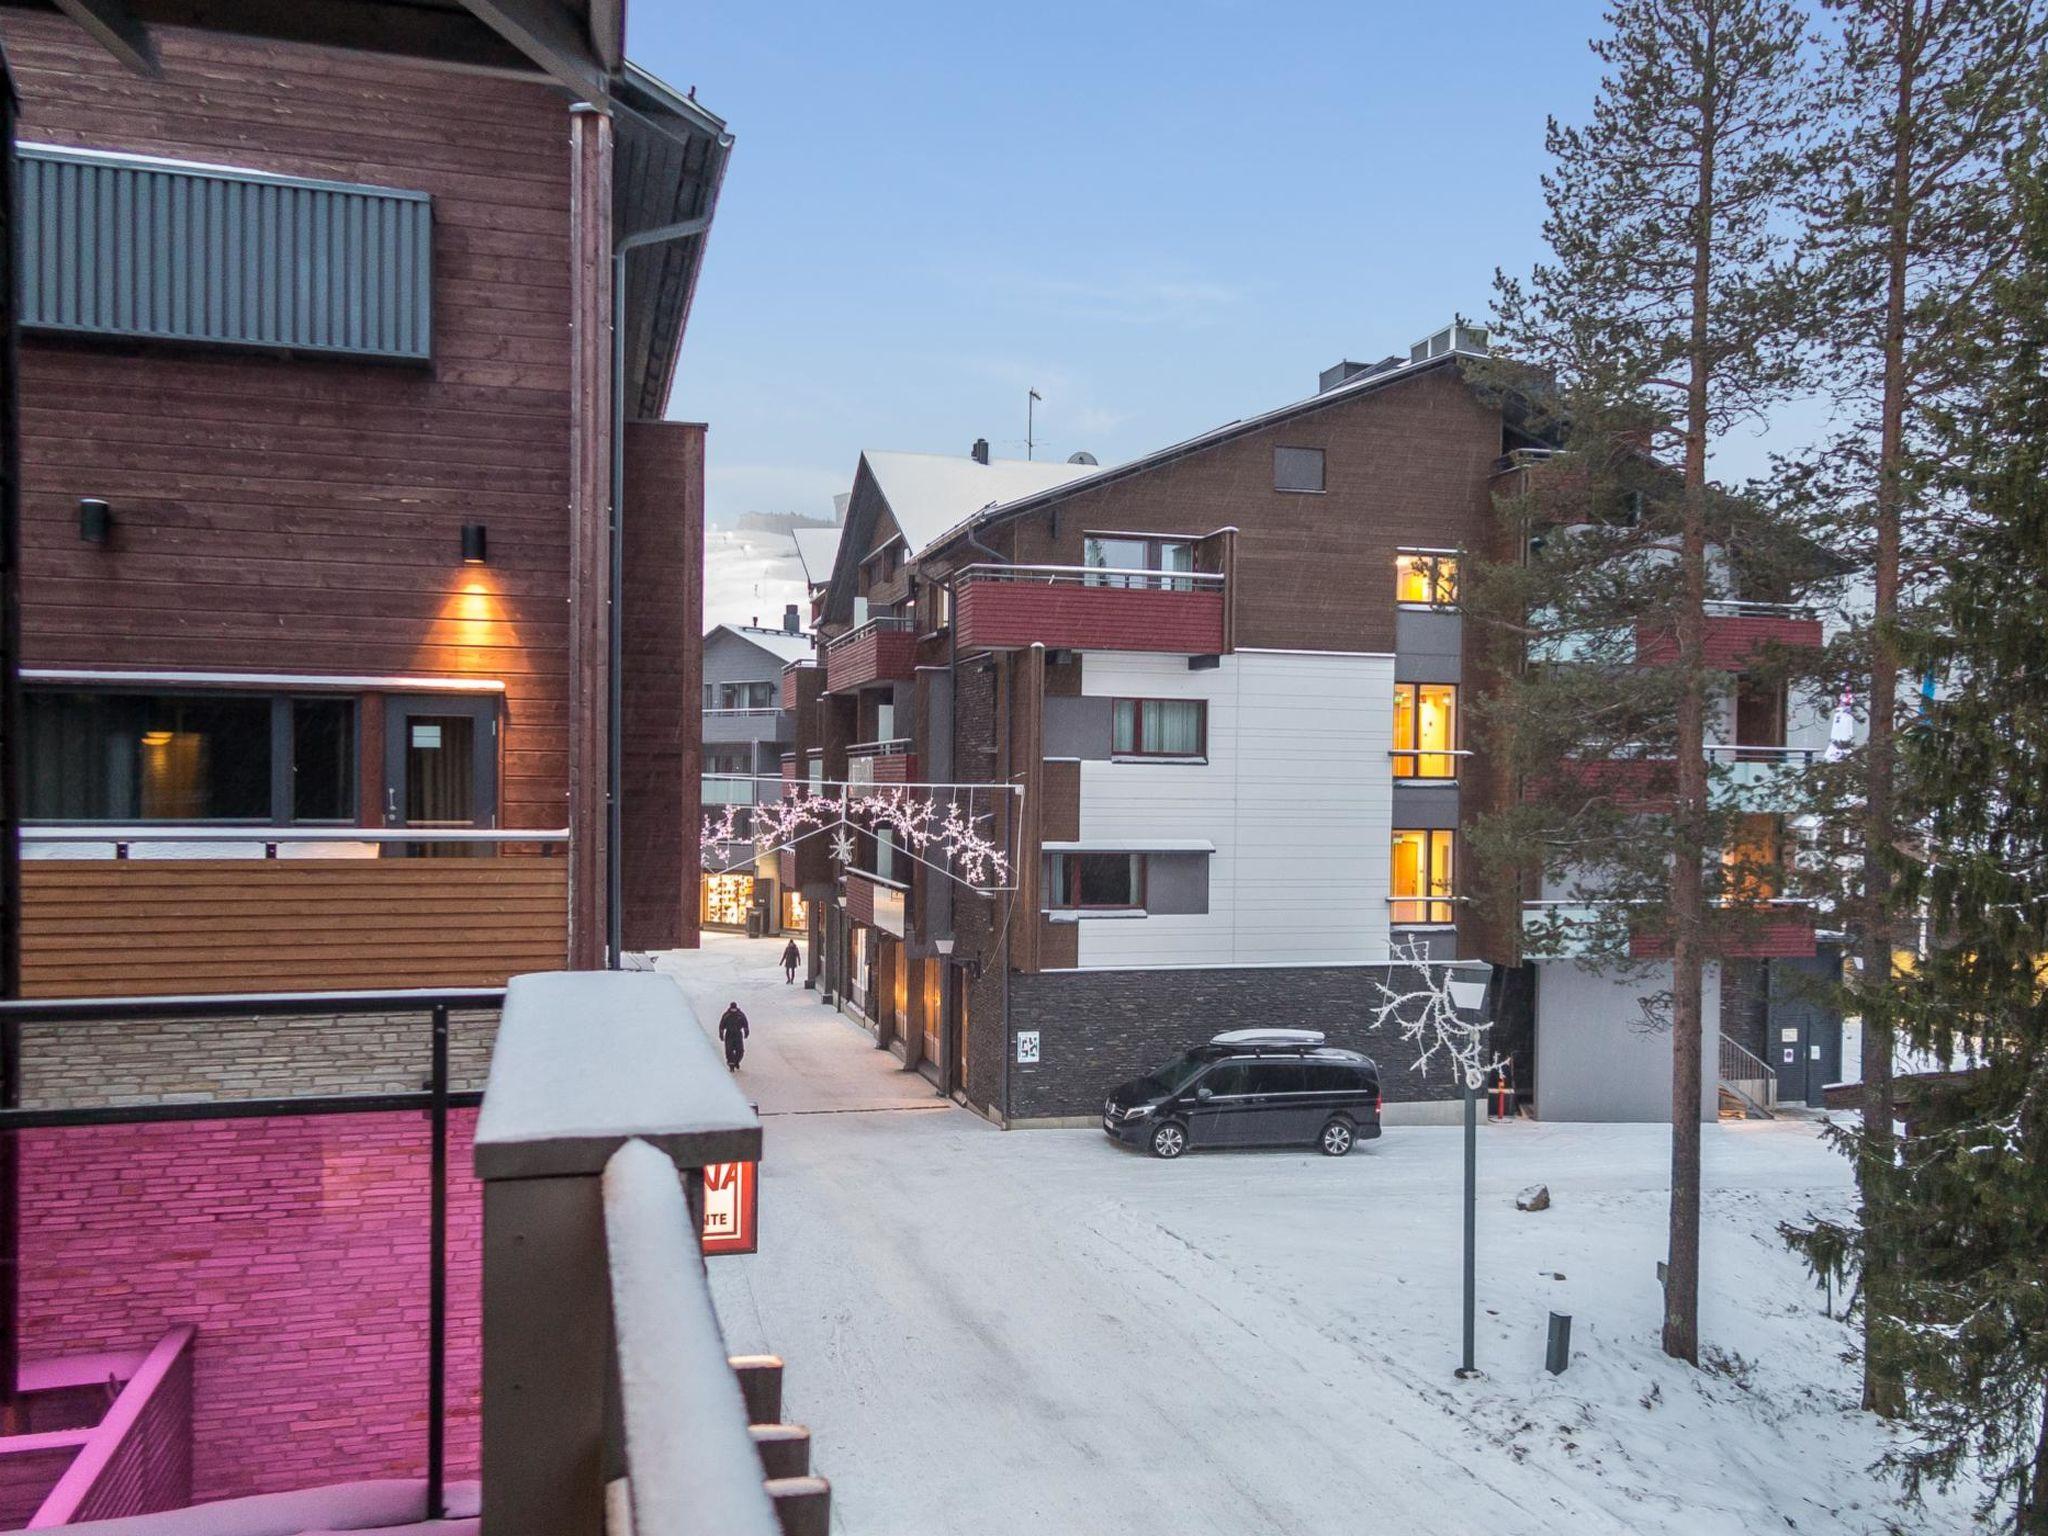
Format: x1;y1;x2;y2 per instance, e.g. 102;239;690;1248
1665;18;1718;1368
1860;11;1916;1421
2024;1392;2048;1536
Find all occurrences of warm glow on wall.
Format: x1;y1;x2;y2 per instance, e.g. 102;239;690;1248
424;571;520;673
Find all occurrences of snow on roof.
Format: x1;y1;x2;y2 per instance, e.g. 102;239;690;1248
712;623;814;666
863;451;1103;557
790;524;843;587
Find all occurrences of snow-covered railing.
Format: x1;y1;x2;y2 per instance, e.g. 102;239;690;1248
1702;598;1819;621
603;1140;781;1536
822;614;917;655
953;561;1224;592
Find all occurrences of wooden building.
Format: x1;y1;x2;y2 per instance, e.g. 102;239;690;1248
0;1;728;992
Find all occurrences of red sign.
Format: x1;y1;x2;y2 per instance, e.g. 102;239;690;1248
701;1161;758;1256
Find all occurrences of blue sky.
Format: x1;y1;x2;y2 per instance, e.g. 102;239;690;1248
626;2;1813;622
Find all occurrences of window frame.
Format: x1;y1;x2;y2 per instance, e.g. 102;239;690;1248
1395;550;1460;608
22;685;360;827
1273;445;1326;494
1110;697;1208;761
1391;682;1459;780
1390;827;1457;926
1044;850;1147;912
1082;534;1197;590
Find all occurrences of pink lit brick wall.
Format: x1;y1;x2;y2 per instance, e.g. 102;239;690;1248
17;1111;481;1505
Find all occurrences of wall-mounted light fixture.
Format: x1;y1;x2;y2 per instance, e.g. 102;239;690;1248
79;498;112;545
461;523;488;565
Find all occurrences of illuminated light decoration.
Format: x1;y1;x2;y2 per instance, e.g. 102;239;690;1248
1367;935;1504;1090
700;1160;758;1256
702;778;1016;893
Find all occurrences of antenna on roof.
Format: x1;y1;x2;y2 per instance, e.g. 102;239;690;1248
1027;388;1043;460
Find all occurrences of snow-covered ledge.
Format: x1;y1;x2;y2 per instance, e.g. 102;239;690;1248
474;972;766;1536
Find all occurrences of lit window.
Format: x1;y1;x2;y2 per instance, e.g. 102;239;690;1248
1391;829;1455;924
1111;698;1206;758
1046;851;1144;909
1722;814;1782;904
1396;552;1459;606
1392;684;1458;778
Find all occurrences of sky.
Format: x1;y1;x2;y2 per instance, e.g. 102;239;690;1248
624;0;1809;630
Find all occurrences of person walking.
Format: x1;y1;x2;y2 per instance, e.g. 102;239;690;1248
718;1001;749;1072
780;938;801;984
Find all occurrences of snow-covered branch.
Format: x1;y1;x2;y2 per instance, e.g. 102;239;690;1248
1368;936;1504;1091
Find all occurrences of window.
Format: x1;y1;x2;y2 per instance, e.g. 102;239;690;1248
1199;1062;1250;1097
1245;1061;1307;1095
1733;676;1786;756
1045;851;1144;910
705;746;751;775
1723;813;1783;903
1396;552;1459;606
707;681;777;711
23;689;356;824
1391;829;1456;924
1304;1062;1363;1092
1112;698;1206;758
875;828;899;884
1391;683;1458;778
1084;535;1195;590
1274;446;1326;493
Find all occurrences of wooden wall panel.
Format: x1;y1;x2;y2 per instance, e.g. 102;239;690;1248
21;859;569;997
0;16;576;833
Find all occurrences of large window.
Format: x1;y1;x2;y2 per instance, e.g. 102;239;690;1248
1112;698;1206;758
1084;534;1195;590
1391;684;1458;778
1722;813;1783;903
705;680;777;711
24;689;355;823
1396;552;1459;607
1390;829;1456;925
1045;851;1144;910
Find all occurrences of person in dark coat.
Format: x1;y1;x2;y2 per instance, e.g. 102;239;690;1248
718;1002;749;1071
781;938;801;984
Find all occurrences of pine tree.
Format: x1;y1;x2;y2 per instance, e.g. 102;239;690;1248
1778;0;2044;1419
1480;0;1816;1364
1792;125;2048;1534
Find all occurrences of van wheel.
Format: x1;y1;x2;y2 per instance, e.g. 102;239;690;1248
1319;1118;1354;1157
1150;1121;1188;1159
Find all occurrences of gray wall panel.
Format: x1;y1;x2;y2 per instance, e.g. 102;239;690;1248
1144;852;1210;915
1044;694;1112;760
19;146;432;362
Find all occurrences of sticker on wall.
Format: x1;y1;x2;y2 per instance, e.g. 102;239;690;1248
701;1160;758;1256
1016;1030;1040;1065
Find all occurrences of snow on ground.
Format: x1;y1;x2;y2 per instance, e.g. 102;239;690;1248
658;935;1979;1535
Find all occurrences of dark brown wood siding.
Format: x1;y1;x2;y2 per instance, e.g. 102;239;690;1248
3;16;576;832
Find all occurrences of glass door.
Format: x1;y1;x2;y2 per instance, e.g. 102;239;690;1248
384;696;498;855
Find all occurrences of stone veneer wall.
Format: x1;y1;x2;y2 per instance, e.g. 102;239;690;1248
18;1110;483;1504
19;1011;500;1110
1004;964;1466;1121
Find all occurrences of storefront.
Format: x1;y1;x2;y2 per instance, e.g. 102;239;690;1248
781;888;808;933
701;871;777;933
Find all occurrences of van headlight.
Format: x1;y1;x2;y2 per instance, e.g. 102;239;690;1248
1121;1102;1158;1120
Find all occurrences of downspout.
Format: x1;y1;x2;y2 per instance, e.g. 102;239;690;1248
605;185;727;968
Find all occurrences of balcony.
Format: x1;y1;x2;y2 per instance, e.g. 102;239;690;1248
952;565;1226;657
847;738;919;785
18;827;568;996
1637;600;1823;670
823;616;918;695
781;660;820;711
1522;898;1817;961
703;706;793;747
1708;744;1820;811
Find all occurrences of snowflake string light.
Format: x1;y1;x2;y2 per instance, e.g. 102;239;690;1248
829;827;856;866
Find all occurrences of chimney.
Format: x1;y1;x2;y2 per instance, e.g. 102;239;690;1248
783;604;800;634
970;437;990;465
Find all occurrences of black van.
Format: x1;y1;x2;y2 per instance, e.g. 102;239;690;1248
1102;1029;1383;1158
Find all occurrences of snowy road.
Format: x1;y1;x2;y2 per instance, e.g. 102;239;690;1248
660;935;1971;1535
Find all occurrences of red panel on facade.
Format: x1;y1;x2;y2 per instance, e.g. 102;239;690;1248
845;875;876;927
869;752;919;785
954;582;1225;655
1637;614;1824;669
823;628;917;694
1631;913;1817;961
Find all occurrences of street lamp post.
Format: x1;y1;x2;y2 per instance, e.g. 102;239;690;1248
1445;964;1497;1380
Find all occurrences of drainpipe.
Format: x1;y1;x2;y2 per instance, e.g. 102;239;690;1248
606;197;726;968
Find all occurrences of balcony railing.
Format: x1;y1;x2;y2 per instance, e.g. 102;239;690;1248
1522;897;1817;960
1388;747;1472;780
1701;598;1819;620
1389;894;1466;926
822;616;918;695
952;563;1227;657
17;827;568;995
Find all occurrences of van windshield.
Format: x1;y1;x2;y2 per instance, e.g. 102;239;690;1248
1149;1051;1211;1096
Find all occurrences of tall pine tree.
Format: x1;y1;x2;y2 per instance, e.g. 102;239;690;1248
1482;0;1816;1363
1781;0;2044;1418
1794;123;2048;1533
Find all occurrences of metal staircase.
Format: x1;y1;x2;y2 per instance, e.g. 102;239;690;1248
1717;1035;1778;1120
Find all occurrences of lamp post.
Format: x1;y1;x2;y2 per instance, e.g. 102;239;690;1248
1445;963;1496;1379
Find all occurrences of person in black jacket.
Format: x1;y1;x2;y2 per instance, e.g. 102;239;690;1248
781;938;801;984
718;1002;749;1072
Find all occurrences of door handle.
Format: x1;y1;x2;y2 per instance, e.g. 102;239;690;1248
385;786;399;824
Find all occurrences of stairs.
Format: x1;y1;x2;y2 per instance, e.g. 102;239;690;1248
1717;1035;1778;1120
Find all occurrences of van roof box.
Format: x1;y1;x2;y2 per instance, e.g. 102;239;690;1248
1210;1028;1326;1049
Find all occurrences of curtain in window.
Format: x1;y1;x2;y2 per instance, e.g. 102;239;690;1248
1144;699;1200;755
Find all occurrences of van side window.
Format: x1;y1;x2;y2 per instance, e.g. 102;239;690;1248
1247;1061;1307;1095
1202;1063;1249;1096
1305;1063;1357;1092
